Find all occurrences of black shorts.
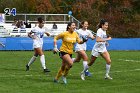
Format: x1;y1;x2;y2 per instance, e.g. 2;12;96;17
59;51;72;58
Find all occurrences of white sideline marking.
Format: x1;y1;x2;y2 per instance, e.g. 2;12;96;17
0;69;140;77
113;69;140;73
94;68;140;74
118;59;140;62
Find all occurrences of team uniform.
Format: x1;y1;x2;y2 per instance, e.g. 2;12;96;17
75;29;93;52
90;28;113;79
54;31;81;84
54;31;81;55
26;26;50;72
91;28;107;57
31;26;49;49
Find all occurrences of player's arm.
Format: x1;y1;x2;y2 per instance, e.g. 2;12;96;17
28;31;33;38
96;36;111;42
45;28;50;36
54;32;64;43
53;33;64;53
76;33;86;44
90;35;95;40
45;32;50;36
28;29;36;39
88;31;95;40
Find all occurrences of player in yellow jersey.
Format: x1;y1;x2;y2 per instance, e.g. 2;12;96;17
53;22;87;84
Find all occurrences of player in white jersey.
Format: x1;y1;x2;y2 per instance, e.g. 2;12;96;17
26;17;50;73
73;21;95;80
88;19;112;79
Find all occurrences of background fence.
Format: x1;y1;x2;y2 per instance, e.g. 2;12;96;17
0;37;140;51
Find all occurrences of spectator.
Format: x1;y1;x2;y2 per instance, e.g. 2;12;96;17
24;20;31;28
12;19;17;26
12;19;18;29
52;22;57;29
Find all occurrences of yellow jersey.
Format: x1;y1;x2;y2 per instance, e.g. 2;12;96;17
54;31;81;54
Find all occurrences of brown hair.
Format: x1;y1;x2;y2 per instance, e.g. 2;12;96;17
80;21;88;28
66;22;75;31
98;19;108;28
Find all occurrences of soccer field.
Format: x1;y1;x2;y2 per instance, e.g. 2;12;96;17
0;51;140;93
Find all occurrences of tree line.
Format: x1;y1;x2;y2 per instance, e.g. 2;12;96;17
0;0;139;37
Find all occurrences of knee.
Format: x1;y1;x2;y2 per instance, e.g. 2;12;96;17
107;60;111;65
65;64;72;69
75;60;80;62
69;65;72;68
34;54;38;57
83;56;88;61
68;62;73;68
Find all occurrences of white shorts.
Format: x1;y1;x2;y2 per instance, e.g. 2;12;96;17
91;48;107;57
75;46;86;52
33;42;43;49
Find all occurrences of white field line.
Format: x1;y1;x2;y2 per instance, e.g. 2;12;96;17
0;69;140;77
118;59;140;62
92;68;140;75
0;74;50;77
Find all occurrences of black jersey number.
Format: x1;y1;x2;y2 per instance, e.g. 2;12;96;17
4;8;10;16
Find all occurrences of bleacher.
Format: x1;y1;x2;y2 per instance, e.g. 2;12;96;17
0;23;67;37
0;13;80;37
0;24;10;37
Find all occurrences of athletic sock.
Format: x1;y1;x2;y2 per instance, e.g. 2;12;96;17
63;65;70;77
82;61;89;72
40;55;46;69
72;58;75;62
55;67;63;80
106;64;111;75
28;56;37;66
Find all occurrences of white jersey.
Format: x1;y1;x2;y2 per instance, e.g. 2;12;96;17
31;26;48;48
92;28;107;53
75;29;93;51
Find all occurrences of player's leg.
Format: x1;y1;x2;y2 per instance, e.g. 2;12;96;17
88;55;97;66
54;62;66;83
77;50;90;79
80;50;89;71
85;50;98;76
26;50;38;71
88;50;99;66
35;48;50;72
101;51;112;79
72;52;82;63
61;54;73;84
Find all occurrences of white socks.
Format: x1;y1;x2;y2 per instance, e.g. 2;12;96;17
106;64;111;75
40;55;46;69
28;56;37;66
83;61;89;72
72;58;75;62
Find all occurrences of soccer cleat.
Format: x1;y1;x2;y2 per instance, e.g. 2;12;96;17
105;74;113;80
62;76;67;84
81;72;85;80
84;70;91;77
53;78;59;83
26;64;29;71
44;68;50;73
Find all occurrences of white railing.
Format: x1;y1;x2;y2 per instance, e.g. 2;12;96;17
5;13;81;27
1;14;81;37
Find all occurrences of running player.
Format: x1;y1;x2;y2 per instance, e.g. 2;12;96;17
53;22;87;84
25;17;50;73
88;19;113;79
73;21;95;80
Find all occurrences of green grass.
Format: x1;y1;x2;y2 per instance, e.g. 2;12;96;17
0;51;140;93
